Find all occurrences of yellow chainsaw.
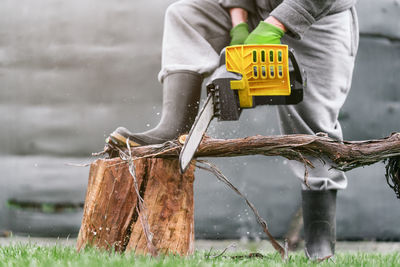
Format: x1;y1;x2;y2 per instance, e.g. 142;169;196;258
179;44;306;172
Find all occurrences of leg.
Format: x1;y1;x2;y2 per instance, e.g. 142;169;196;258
110;0;232;146
159;0;233;81
302;190;337;259
279;7;359;191
279;8;359;259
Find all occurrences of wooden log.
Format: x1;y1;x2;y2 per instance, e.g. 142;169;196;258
108;132;400;172
77;157;195;255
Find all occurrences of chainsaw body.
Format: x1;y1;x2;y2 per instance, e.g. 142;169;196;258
179;44;306;172
207;44;306;121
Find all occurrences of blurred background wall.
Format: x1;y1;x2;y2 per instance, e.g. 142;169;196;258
0;0;399;240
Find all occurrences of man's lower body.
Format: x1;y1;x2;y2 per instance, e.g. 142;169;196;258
276;7;358;258
112;0;359;259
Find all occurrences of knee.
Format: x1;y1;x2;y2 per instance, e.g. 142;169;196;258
165;0;192;22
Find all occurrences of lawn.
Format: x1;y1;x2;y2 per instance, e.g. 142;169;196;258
0;244;399;267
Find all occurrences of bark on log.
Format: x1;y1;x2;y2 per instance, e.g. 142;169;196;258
77;157;195;255
108;132;400;172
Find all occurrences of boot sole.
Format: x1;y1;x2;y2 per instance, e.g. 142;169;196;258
107;132;141;147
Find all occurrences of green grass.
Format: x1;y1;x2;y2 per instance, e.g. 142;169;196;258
0;244;399;267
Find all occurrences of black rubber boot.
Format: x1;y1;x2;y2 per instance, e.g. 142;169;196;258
108;72;202;147
302;190;337;260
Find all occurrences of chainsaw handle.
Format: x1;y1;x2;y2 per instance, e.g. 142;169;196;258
288;48;306;89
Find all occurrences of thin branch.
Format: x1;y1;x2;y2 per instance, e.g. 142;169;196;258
197;160;287;260
125;139;158;257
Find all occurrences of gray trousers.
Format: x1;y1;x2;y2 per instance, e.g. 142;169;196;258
159;0;359;190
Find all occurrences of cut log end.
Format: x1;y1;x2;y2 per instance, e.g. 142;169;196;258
178;134;188;145
77;157;195;255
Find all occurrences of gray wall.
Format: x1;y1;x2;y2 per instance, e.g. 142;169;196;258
0;0;399;239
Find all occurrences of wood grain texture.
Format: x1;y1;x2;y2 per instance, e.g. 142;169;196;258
126;159;195;255
77;158;195;255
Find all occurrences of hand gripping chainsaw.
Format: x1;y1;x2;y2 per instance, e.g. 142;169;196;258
179;44;306;173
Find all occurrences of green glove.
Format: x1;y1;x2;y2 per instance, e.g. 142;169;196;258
229;22;249;46
244;21;284;45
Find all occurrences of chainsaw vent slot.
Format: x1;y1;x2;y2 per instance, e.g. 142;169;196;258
261;50;266;62
269;50;274;62
253;66;258;78
261;66;266;77
278;65;283;78
252;50;257;63
269;66;275;78
278;50;283;62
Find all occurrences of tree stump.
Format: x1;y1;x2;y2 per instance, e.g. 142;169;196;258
76;157;195;255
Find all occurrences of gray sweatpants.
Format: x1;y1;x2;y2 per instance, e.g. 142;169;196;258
159;0;359;191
